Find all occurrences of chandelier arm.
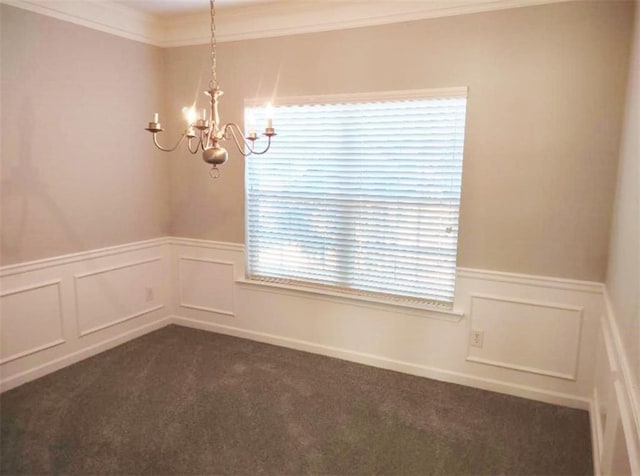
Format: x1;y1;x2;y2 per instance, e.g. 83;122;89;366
249;135;273;156
224;122;255;150
187;137;200;154
225;124;253;157
226;122;273;156
153;133;187;152
199;131;207;152
224;122;264;157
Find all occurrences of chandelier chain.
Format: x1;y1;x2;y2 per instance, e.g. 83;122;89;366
209;0;218;89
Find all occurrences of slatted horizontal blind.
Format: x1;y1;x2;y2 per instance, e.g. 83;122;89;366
245;89;467;307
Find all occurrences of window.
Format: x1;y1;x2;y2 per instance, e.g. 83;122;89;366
245;88;467;308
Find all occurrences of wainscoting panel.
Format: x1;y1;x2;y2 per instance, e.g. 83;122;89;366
0;280;65;364
466;295;583;380
8;236;640;476
591;298;640;476
178;257;235;316
0;238;171;392
75;257;165;336
170;238;603;410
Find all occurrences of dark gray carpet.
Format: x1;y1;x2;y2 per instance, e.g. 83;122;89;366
1;325;592;475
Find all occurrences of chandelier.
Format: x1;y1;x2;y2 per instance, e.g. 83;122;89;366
145;0;276;178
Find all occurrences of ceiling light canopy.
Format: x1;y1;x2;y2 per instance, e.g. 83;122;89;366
145;0;275;178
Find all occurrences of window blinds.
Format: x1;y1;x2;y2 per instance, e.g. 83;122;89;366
245;90;467;307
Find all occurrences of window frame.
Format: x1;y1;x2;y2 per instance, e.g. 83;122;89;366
243;87;468;312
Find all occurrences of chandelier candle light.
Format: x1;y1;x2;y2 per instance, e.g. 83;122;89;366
145;0;276;178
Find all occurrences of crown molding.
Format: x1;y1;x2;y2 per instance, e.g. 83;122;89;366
1;0;163;45
160;0;575;47
3;0;574;48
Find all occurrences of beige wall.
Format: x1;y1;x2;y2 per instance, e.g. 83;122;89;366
1;1;633;282
0;5;170;266
606;1;639;396
165;1;633;282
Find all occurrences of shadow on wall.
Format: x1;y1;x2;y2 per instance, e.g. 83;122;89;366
2;98;84;263
0;98;129;314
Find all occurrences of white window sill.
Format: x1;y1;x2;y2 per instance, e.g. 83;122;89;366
235;277;464;322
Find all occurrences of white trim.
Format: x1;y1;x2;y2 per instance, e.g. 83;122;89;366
601;387;623;475
160;0;575;47
614;380;640;474
0;280;66;364
172;238;605;297
245;87;468;108
73;257;162;279
468;293;585;312
2;0;574;47
72;257;166;337
457;267;604;294
1;0;162;46
0;237;169;277
466;357;577;381
178;257;236;317
170;315;589;410
0;317;171;393
600;314;620;376
170;237;244;253
0;238;601;326
594;308;640;476
0;339;66;366
603;288;640;439
0;237;603;298
79;305;165;337
0;278;62;297
178;257;237;267
590;393;603;476
466;294;583;381
178;304;234;317
236;277;464;322
600;289;640;473
0;237;604;418
172;237;603;321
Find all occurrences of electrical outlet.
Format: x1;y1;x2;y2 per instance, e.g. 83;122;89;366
145;287;154;302
470;330;484;348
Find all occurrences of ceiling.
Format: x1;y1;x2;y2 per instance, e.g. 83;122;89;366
113;0;275;17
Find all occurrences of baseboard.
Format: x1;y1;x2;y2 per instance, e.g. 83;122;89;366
590;393;603;476
171;315;590;410
0;317;172;393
